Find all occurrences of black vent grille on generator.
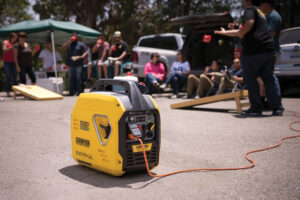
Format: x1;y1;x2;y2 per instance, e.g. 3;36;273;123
125;144;158;168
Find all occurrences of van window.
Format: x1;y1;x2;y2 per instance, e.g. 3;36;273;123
139;36;178;50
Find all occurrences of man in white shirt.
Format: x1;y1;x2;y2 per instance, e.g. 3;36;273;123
38;43;62;76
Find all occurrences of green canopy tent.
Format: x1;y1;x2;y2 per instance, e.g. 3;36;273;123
0;19;101;92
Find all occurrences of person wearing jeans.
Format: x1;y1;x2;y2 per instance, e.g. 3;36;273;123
144;52;166;95
215;0;283;116
62;34;87;96
2;33;18;97
14;32;38;85
160;51;190;98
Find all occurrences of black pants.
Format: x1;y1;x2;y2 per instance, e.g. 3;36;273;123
20;65;36;84
242;52;282;112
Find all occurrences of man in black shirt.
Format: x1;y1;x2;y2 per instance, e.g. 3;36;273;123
215;0;283;116
104;31;128;77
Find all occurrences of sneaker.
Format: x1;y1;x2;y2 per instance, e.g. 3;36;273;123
160;83;167;89
182;95;193;99
6;92;11;97
272;108;284;116
152;80;158;87
194;95;200;99
170;94;178;99
242;108;262;117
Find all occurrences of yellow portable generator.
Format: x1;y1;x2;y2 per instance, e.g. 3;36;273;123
71;79;160;176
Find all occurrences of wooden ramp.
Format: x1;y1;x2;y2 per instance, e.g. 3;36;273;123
12;85;63;101
170;90;250;114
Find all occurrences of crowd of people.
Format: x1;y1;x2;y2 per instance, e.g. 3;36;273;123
1;0;284;116
2;30;128;97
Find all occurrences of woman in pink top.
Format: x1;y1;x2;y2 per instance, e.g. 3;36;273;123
144;52;166;95
2;33;18;97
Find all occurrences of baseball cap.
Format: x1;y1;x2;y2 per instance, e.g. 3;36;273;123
114;31;121;37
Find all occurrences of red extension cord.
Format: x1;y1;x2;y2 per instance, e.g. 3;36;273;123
136;110;300;178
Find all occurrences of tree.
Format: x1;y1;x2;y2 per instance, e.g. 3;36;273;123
0;0;32;27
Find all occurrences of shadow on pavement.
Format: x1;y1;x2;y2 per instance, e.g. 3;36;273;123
59;164;154;189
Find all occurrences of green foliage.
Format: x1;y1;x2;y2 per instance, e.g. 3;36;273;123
0;0;32;27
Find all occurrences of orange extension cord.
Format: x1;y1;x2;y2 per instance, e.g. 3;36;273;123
136;110;300;178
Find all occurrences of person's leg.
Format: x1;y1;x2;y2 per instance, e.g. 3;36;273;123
4;62;11;93
97;63;103;79
11;63;18;86
186;74;199;97
68;67;75;95
19;65;27;84
164;71;176;86
114;61;120;77
87;63;92;80
197;74;213;97
171;76;179;95
272;74;283;109
242;55;262;113
75;66;83;94
27;66;36;84
146;73;156;95
259;52;282;110
216;77;226;94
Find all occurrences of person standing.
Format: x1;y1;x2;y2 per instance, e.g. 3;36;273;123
160;51;190;99
2;33;18;97
258;0;284;110
215;0;283;116
104;31;127;77
144;52;166;95
62;34;87;96
13;32;38;85
38;43;62;77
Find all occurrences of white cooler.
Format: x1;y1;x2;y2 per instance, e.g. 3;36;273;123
35;77;64;94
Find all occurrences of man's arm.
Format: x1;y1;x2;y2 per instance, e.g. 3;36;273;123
13;47;21;72
2;40;13;52
214;20;254;38
61;40;71;51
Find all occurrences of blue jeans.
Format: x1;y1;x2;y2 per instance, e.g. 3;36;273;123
19;65;36;84
165;71;187;95
242;52;282;112
68;66;83;95
4;62;17;92
146;73;161;95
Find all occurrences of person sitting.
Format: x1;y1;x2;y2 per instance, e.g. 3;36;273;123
87;34;110;81
216;58;243;94
103;31;127;77
184;59;223;99
160;51;190;99
144;52;166;95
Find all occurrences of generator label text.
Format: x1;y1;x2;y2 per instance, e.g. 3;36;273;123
80;121;90;131
76;137;90;147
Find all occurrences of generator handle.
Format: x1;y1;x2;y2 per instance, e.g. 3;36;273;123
90;79;150;110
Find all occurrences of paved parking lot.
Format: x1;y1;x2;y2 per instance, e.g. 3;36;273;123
0;93;300;200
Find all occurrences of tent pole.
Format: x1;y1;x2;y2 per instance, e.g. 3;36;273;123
51;30;59;93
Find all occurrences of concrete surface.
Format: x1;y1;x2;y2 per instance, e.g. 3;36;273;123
0;93;300;200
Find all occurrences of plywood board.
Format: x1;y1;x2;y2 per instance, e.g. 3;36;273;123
12;85;63;101
170;90;248;111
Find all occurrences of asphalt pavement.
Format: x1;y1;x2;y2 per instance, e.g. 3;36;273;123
0;92;300;200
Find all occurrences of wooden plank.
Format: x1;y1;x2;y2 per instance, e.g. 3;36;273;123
12;85;63;101
170;90;246;109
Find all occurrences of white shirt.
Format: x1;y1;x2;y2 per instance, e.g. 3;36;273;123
170;61;190;73
38;49;62;70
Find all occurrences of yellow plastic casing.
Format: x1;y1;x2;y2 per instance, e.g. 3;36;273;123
71;92;126;176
